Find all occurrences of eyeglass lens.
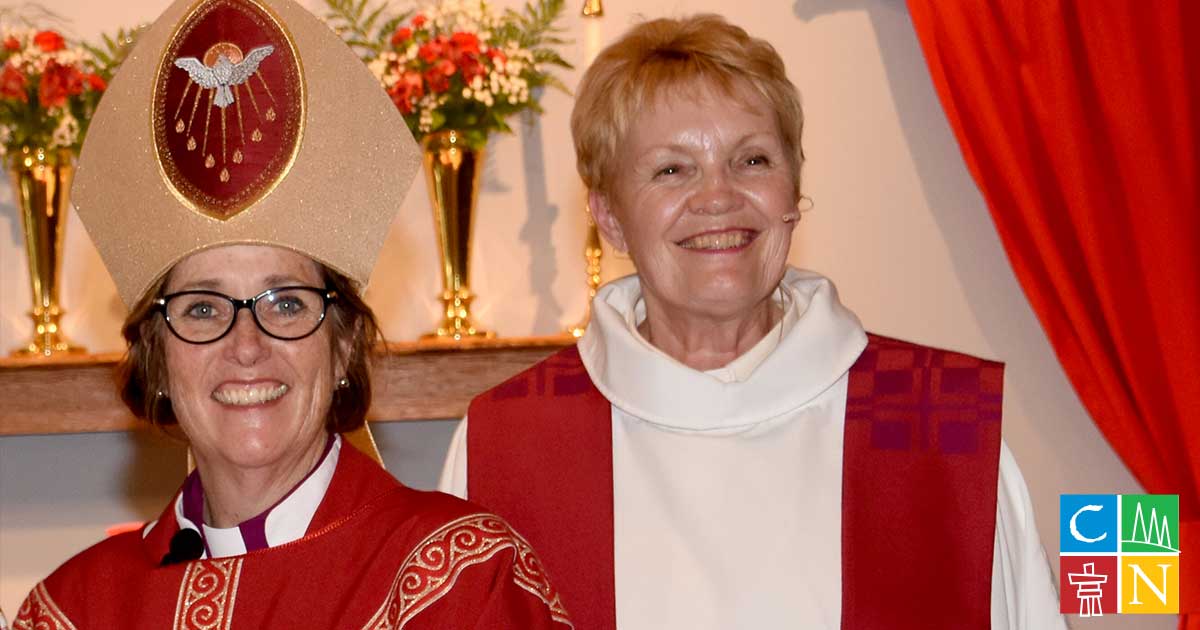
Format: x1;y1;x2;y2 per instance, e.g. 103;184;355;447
163;288;327;343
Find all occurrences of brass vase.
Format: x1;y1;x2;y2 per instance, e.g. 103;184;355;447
8;146;85;357
421;130;492;340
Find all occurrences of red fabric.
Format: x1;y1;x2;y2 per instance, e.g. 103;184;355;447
468;338;1001;629
157;0;303;218
468;346;616;630
842;334;1002;628
15;442;571;629
906;3;1200;623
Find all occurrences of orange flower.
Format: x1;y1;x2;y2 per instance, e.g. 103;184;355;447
411;14;427;28
0;63;28;102
3;36;21;51
33;30;66;53
38;59;84;108
390;26;413;48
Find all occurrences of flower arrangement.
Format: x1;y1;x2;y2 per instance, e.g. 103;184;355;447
326;0;571;150
0;20;139;160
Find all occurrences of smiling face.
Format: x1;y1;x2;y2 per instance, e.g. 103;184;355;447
162;244;342;475
590;80;799;325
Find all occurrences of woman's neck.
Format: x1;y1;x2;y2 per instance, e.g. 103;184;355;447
196;436;328;529
637;292;782;371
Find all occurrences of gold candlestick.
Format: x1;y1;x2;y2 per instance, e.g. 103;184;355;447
567;0;605;337
566;211;604;337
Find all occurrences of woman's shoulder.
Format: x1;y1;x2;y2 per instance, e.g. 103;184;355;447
16;529;149;627
45;528;149;583
371;485;546;571
862;331;1004;368
469;345;588;406
380;484;526;539
366;489;572;628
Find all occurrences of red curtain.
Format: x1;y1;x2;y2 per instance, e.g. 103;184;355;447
906;1;1200;624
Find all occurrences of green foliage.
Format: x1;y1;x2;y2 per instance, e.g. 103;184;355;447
82;25;145;83
323;0;412;60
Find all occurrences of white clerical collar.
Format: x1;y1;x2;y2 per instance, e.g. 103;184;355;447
174;434;342;559
578;267;867;431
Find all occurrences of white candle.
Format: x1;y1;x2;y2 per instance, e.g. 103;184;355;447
585;18;601;66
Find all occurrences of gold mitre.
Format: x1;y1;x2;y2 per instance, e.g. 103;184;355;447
74;0;419;306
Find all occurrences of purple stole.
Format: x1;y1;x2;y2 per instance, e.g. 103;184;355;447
468;334;1002;629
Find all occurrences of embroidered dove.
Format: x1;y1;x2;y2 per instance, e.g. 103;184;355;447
174;45;275;108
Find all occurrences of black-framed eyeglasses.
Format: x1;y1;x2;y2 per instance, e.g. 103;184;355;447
155;286;338;344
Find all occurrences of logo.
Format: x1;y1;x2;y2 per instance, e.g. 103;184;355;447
1059;494;1180;616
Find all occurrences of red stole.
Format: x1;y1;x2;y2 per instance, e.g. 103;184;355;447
468;333;1003;629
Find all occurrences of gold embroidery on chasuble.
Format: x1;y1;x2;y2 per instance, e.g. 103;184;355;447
172;558;244;630
361;514;572;629
13;583;78;630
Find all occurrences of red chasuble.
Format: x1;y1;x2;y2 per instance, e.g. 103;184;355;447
466;334;1003;629
14;442;572;629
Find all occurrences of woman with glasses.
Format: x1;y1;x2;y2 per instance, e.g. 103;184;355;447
12;0;570;627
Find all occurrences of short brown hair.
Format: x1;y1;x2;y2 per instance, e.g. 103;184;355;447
571;14;805;199
118;263;380;434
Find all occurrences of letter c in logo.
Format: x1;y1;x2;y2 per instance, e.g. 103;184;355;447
1070;504;1107;544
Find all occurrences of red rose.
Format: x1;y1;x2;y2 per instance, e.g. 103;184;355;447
33;30;66;53
390;26;413;48
447;32;480;64
38;59;84;108
417;36;446;64
4;36;21;51
388;83;414;114
387;70;424;114
423;60;455;94
460;52;486;84
84;73;106;92
0;63;28;102
411;14;427;28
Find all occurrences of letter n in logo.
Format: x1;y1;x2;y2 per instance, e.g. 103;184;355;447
1121;556;1179;614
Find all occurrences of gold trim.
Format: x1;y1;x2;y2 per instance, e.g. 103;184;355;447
172;558;244;630
13;582;79;630
362;514;572;629
150;0;306;221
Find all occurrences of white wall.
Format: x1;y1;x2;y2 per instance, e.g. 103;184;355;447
0;1;1164;628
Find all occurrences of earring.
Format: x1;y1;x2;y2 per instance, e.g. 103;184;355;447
336;377;349;389
156;390;168;399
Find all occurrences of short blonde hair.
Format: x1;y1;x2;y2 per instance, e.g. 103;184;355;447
571;14;805;199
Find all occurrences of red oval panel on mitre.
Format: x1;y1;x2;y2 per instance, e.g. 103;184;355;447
154;0;303;220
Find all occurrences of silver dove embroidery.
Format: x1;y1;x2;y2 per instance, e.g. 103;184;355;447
171;43;278;183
